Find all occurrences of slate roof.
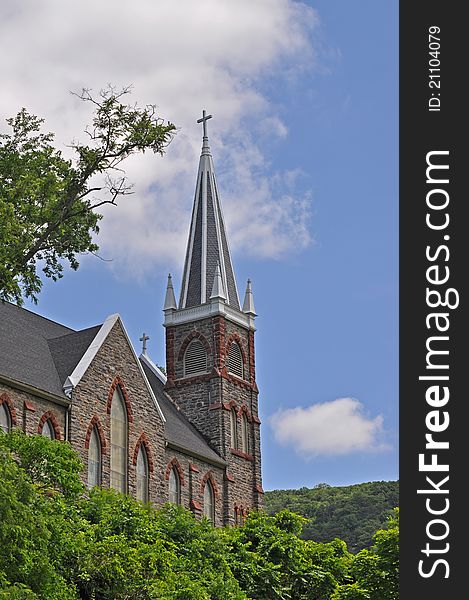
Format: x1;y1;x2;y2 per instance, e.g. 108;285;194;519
179;133;240;310
0;301;100;398
141;358;225;466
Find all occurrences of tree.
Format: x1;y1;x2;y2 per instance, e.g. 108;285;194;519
350;509;399;600
0;87;175;305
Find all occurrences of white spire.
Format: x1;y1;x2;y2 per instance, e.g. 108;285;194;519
178;110;240;310
210;262;226;301
242;279;256;316
163;274;177;310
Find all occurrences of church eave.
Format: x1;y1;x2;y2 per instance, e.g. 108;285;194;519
0;373;70;407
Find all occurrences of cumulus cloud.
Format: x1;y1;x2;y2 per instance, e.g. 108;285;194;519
0;0;317;278
269;398;390;458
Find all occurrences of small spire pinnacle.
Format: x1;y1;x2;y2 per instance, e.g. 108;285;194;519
242;279;257;316
139;332;150;356
163;273;177;310
210;262;226;301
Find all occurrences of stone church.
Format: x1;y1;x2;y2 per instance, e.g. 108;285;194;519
0;113;263;526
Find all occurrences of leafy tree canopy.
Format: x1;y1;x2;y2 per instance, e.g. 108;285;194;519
0;87;175;305
0;432;399;599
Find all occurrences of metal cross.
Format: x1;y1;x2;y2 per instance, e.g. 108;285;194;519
197;109;212;137
139;332;150;355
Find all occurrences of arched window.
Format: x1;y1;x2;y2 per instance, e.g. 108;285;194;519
88;426;101;488
227;342;244;378
240;413;249;454
168;467;181;505
42;419;55;439
184;339;207;376
110;387;128;493
230;408;238;449
136;445;149;503
0;402;11;433
203;480;215;524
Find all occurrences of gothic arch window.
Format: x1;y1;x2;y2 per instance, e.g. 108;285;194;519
42;419;55;439
203;480;215;524
230;408;238;449
0;401;11;433
240;412;249;454
88;426;102;488
169;467;181;505
184;339;207;376
136;445;149;503
227;342;244;378
110;387;128;493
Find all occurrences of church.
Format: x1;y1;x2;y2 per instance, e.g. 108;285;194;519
0;113;263;527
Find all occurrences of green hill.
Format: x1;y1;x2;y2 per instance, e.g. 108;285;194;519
264;480;399;553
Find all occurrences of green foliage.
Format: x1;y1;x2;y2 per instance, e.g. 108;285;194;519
0;86;175;305
350;510;399;600
0;430;84;500
0;433;399;599
264;481;399;552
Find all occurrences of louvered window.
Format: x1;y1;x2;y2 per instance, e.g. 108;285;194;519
184;339;207;376
227;342;244;379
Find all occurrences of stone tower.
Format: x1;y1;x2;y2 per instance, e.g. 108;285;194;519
163;111;263;523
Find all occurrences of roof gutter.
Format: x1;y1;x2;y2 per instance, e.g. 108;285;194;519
0;374;70;407
166;440;226;468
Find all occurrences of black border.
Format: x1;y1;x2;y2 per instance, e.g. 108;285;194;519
400;2;465;594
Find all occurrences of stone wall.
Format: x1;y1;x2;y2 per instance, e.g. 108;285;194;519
0;384;67;439
69;319;167;503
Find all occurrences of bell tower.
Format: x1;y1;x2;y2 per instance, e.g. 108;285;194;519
163;111;263;522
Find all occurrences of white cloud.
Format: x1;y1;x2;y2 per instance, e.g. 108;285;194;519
0;0;317;278
270;398;390;458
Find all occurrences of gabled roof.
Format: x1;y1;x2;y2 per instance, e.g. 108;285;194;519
179;124;240;310
0;304;164;425
0;301;83;398
140;354;225;467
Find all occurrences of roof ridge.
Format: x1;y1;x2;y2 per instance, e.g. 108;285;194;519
47;323;102;342
2;301;75;334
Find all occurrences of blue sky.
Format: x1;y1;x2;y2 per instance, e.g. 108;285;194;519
1;0;398;490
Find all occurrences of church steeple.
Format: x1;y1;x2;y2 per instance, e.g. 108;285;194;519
179;110;240;310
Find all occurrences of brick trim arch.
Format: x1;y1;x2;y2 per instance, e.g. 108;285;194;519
0;393;17;426
84;415;107;453
132;433;154;473
37;411;62;440
225;333;247;376
107;376;134;423
177;331;211;361
165;457;185;485
200;470;219;499
237;403;253;422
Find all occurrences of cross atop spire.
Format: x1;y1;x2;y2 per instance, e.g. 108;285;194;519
197;109;212;138
139;332;150;356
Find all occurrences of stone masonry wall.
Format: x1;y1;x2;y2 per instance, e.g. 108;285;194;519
163;447;225;527
0;383;67;439
69;319;167;504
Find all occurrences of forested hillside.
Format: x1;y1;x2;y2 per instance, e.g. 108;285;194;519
264;481;399;552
